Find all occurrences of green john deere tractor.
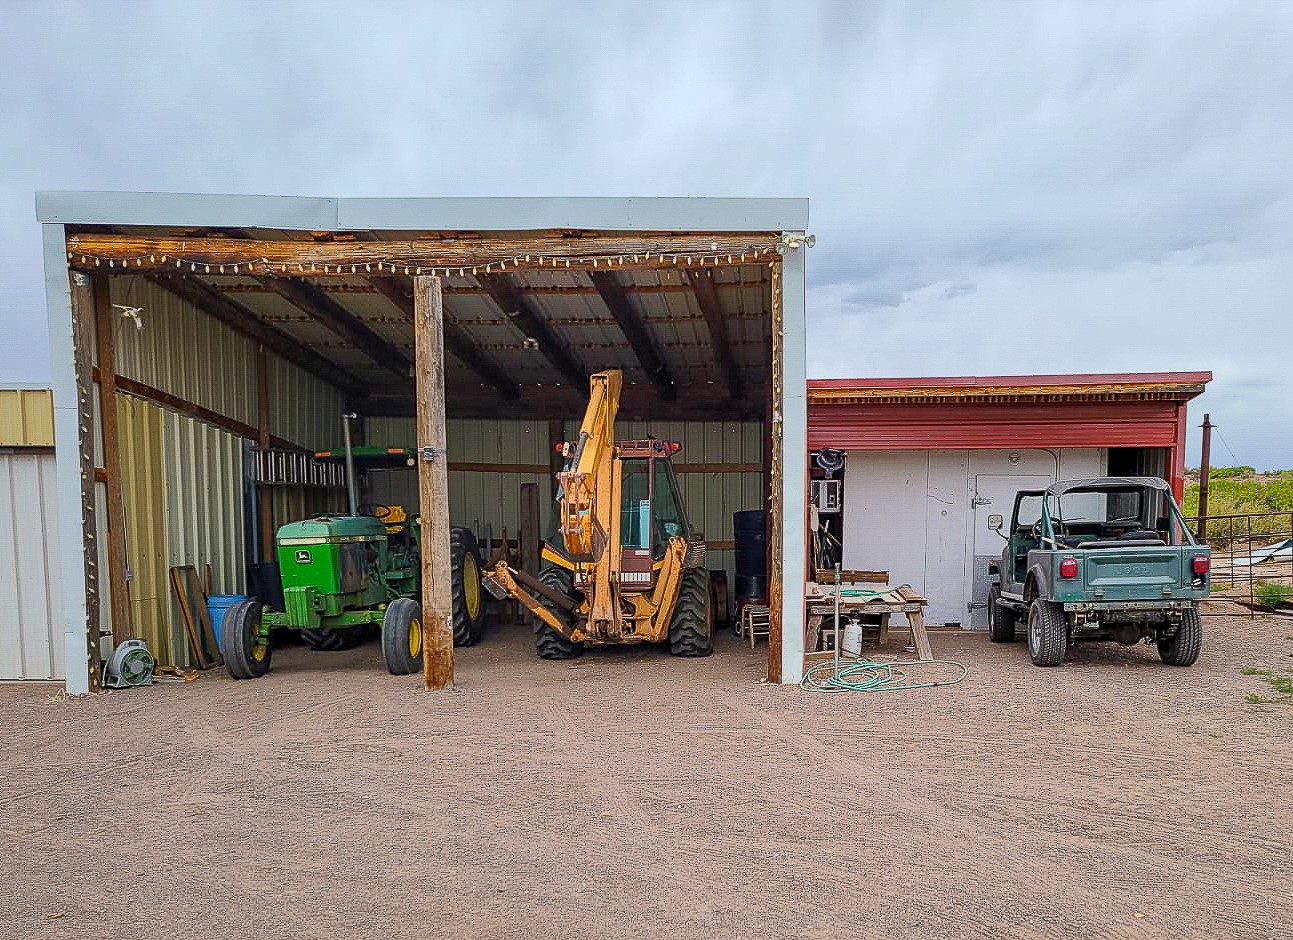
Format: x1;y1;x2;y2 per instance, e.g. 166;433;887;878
221;436;487;679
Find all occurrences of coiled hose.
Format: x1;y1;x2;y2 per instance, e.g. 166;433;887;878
800;657;969;693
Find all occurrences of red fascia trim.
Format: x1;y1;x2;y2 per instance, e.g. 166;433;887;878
808;371;1213;391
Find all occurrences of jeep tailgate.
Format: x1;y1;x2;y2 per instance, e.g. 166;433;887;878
1083;547;1186;599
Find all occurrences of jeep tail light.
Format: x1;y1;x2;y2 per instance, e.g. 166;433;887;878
1192;555;1210;575
1060;558;1079;579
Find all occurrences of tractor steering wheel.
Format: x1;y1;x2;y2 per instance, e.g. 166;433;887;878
373;504;394;520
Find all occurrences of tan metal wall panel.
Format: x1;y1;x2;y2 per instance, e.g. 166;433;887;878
0;453;64;679
116;396;173;665
162;411;248;662
109;276;257;428
269;357;346;451
0;389;55;447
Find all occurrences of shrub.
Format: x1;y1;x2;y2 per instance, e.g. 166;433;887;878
1254;581;1293;608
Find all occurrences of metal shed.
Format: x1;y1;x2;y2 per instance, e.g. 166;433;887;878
807;372;1209;627
37;193;811;694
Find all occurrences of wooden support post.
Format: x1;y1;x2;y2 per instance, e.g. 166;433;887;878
69;273;104;689
766;263;784;684
93;274;132;645
520;482;540;575
255;345;274;559
1197;413;1213;539
414;275;454;690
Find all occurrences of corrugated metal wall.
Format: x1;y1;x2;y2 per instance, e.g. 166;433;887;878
270;357;346;452
116;396;172;664
163;409;247;667
110;277;258;429
0;453;64;679
364;416;765;583
0;389;55;446
114;396;252;667
808;401;1183;450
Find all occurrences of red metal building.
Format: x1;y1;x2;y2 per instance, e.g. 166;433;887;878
808;372;1210;499
806;372;1210;629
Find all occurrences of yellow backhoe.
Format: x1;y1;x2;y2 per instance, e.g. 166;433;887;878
483;370;714;659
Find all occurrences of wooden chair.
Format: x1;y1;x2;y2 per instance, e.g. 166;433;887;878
740;605;771;649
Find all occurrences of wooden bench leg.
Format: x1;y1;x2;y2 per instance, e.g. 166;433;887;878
907;610;933;661
806;614;823;653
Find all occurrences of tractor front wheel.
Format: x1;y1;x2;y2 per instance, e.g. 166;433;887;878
222;600;271;679
534;564;583;660
450;527;488;647
669;567;714;657
382;597;423;675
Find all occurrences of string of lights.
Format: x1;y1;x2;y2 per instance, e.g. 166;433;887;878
64;245;792;277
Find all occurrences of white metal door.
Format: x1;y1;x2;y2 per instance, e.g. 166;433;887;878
968;473;1054;627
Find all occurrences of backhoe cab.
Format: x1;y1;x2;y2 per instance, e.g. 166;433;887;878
483;370;714;659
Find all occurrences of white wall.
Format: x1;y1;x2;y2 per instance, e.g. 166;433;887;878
0;453;64;679
841;448;1105;626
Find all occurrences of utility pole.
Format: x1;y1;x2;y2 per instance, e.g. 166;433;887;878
1197;413;1213;539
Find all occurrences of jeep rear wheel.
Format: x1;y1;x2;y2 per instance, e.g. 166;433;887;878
988;586;1015;642
1027;599;1068;667
1157;605;1202;667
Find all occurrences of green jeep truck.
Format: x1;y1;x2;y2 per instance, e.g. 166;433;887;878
987;476;1210;667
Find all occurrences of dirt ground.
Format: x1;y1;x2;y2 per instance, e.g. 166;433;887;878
2;613;1291;940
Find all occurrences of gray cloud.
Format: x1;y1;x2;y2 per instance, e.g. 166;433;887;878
2;0;1291;467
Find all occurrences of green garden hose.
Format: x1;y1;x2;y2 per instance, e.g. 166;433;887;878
800;657;969;694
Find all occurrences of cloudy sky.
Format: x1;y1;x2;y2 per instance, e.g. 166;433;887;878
3;1;1290;468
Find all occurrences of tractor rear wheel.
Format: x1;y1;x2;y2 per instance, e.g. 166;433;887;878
222;599;271;679
299;627;365;651
534;563;583;660
1027;598;1068;667
450;527;488;647
1157;606;1202;666
382;597;423;675
669;567;714;657
988;586;1016;642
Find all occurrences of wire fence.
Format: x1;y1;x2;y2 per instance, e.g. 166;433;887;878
1183;511;1293;616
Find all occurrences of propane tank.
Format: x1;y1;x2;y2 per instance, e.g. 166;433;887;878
842;616;863;656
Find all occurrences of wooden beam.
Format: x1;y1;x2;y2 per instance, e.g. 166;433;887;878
477;273;588;390
92;274;133;646
684;268;744;400
69;273;104;690
520;483;540;576
587;271;676;400
257;276;412;383
368;276;519;400
146;274;367;398
415;275;454;691
356;390;766;422
66;232;781;274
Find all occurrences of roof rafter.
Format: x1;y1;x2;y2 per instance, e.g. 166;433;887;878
367;276;520;400
587;271;676;400
684;268;744;400
145;274;368;398
476;273;588;391
255;276;411;384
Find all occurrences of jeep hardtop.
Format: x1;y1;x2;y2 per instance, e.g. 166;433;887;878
987;476;1210;667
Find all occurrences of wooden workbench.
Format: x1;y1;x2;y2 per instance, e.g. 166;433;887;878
805;585;934;661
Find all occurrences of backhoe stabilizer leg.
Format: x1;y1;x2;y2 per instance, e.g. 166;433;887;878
483;562;585;642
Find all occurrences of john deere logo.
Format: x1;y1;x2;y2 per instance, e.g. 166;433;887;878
295;550;311;564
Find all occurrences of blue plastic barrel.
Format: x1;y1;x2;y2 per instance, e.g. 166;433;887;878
207;594;250;653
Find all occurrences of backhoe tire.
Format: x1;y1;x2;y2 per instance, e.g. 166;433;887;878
222;600;271;679
669;567;714;658
1157;606;1202;667
300;627;366;651
534;564;583;660
1027;598;1068;667
450;527;488;647
382;597;423;675
988;586;1016;643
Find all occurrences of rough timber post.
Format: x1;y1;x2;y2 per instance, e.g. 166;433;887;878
414;275;454;690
